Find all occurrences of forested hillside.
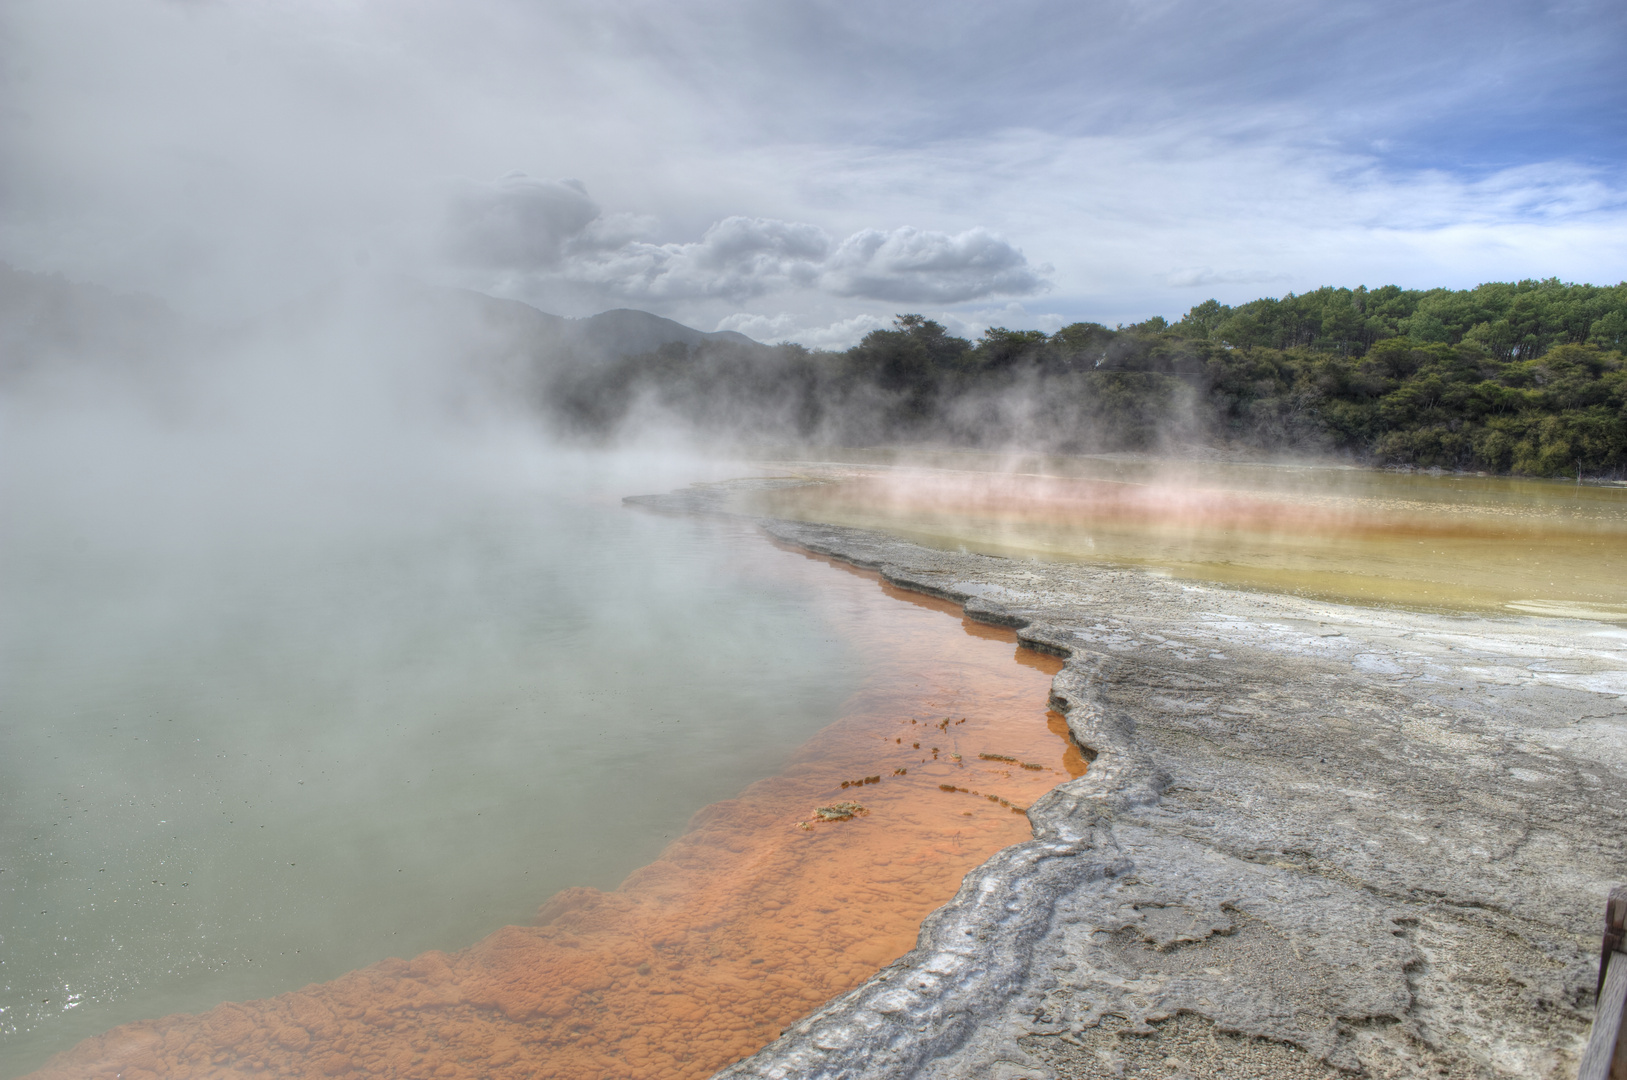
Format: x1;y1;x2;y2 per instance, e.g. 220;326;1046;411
556;278;1627;478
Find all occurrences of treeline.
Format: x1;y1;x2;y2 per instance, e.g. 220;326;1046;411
551;279;1627;478
1166;278;1627;359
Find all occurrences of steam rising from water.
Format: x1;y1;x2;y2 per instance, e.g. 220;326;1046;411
751;453;1627;618
0;282;865;1075
5;238;1625;1079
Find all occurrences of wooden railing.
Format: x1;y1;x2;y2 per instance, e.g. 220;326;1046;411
1580;886;1627;1080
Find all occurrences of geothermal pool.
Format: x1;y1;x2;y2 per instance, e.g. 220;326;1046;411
14;446;1621;1079
753;451;1627;620
0;464;868;1075
2;460;1075;1079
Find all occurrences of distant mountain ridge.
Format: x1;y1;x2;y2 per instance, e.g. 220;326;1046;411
574;308;758;355
441;288;761;358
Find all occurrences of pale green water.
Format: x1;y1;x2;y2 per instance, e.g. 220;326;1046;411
0;453;865;1076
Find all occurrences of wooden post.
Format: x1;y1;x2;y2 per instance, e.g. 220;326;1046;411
1604;888;1627;999
1579;886;1627;1080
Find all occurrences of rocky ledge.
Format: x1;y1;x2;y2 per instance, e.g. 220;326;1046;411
629;485;1627;1080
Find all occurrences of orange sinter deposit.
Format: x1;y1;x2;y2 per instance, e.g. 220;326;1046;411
28;553;1077;1080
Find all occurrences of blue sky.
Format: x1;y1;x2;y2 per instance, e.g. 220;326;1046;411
2;0;1623;345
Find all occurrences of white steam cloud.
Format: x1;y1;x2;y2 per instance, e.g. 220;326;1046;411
445;175;602;271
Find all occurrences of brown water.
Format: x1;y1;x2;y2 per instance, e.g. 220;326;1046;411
26;552;1072;1080
751;453;1627;621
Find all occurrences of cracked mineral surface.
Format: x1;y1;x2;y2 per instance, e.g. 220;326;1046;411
627;481;1627;1080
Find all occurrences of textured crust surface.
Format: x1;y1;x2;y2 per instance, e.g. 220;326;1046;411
629;487;1627;1080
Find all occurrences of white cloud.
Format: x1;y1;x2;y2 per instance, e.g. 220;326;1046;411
565;216;830;301
936;303;1067;339
771;126;1627;324
444;182;1049;306
819;227;1051;304
1161;267;1292;288
712;311;801;341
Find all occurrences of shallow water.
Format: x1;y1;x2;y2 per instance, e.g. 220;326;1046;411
752;451;1627;620
0;461;875;1077
27;557;1073;1080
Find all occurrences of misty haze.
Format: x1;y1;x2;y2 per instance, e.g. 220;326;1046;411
3;3;1626;1080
